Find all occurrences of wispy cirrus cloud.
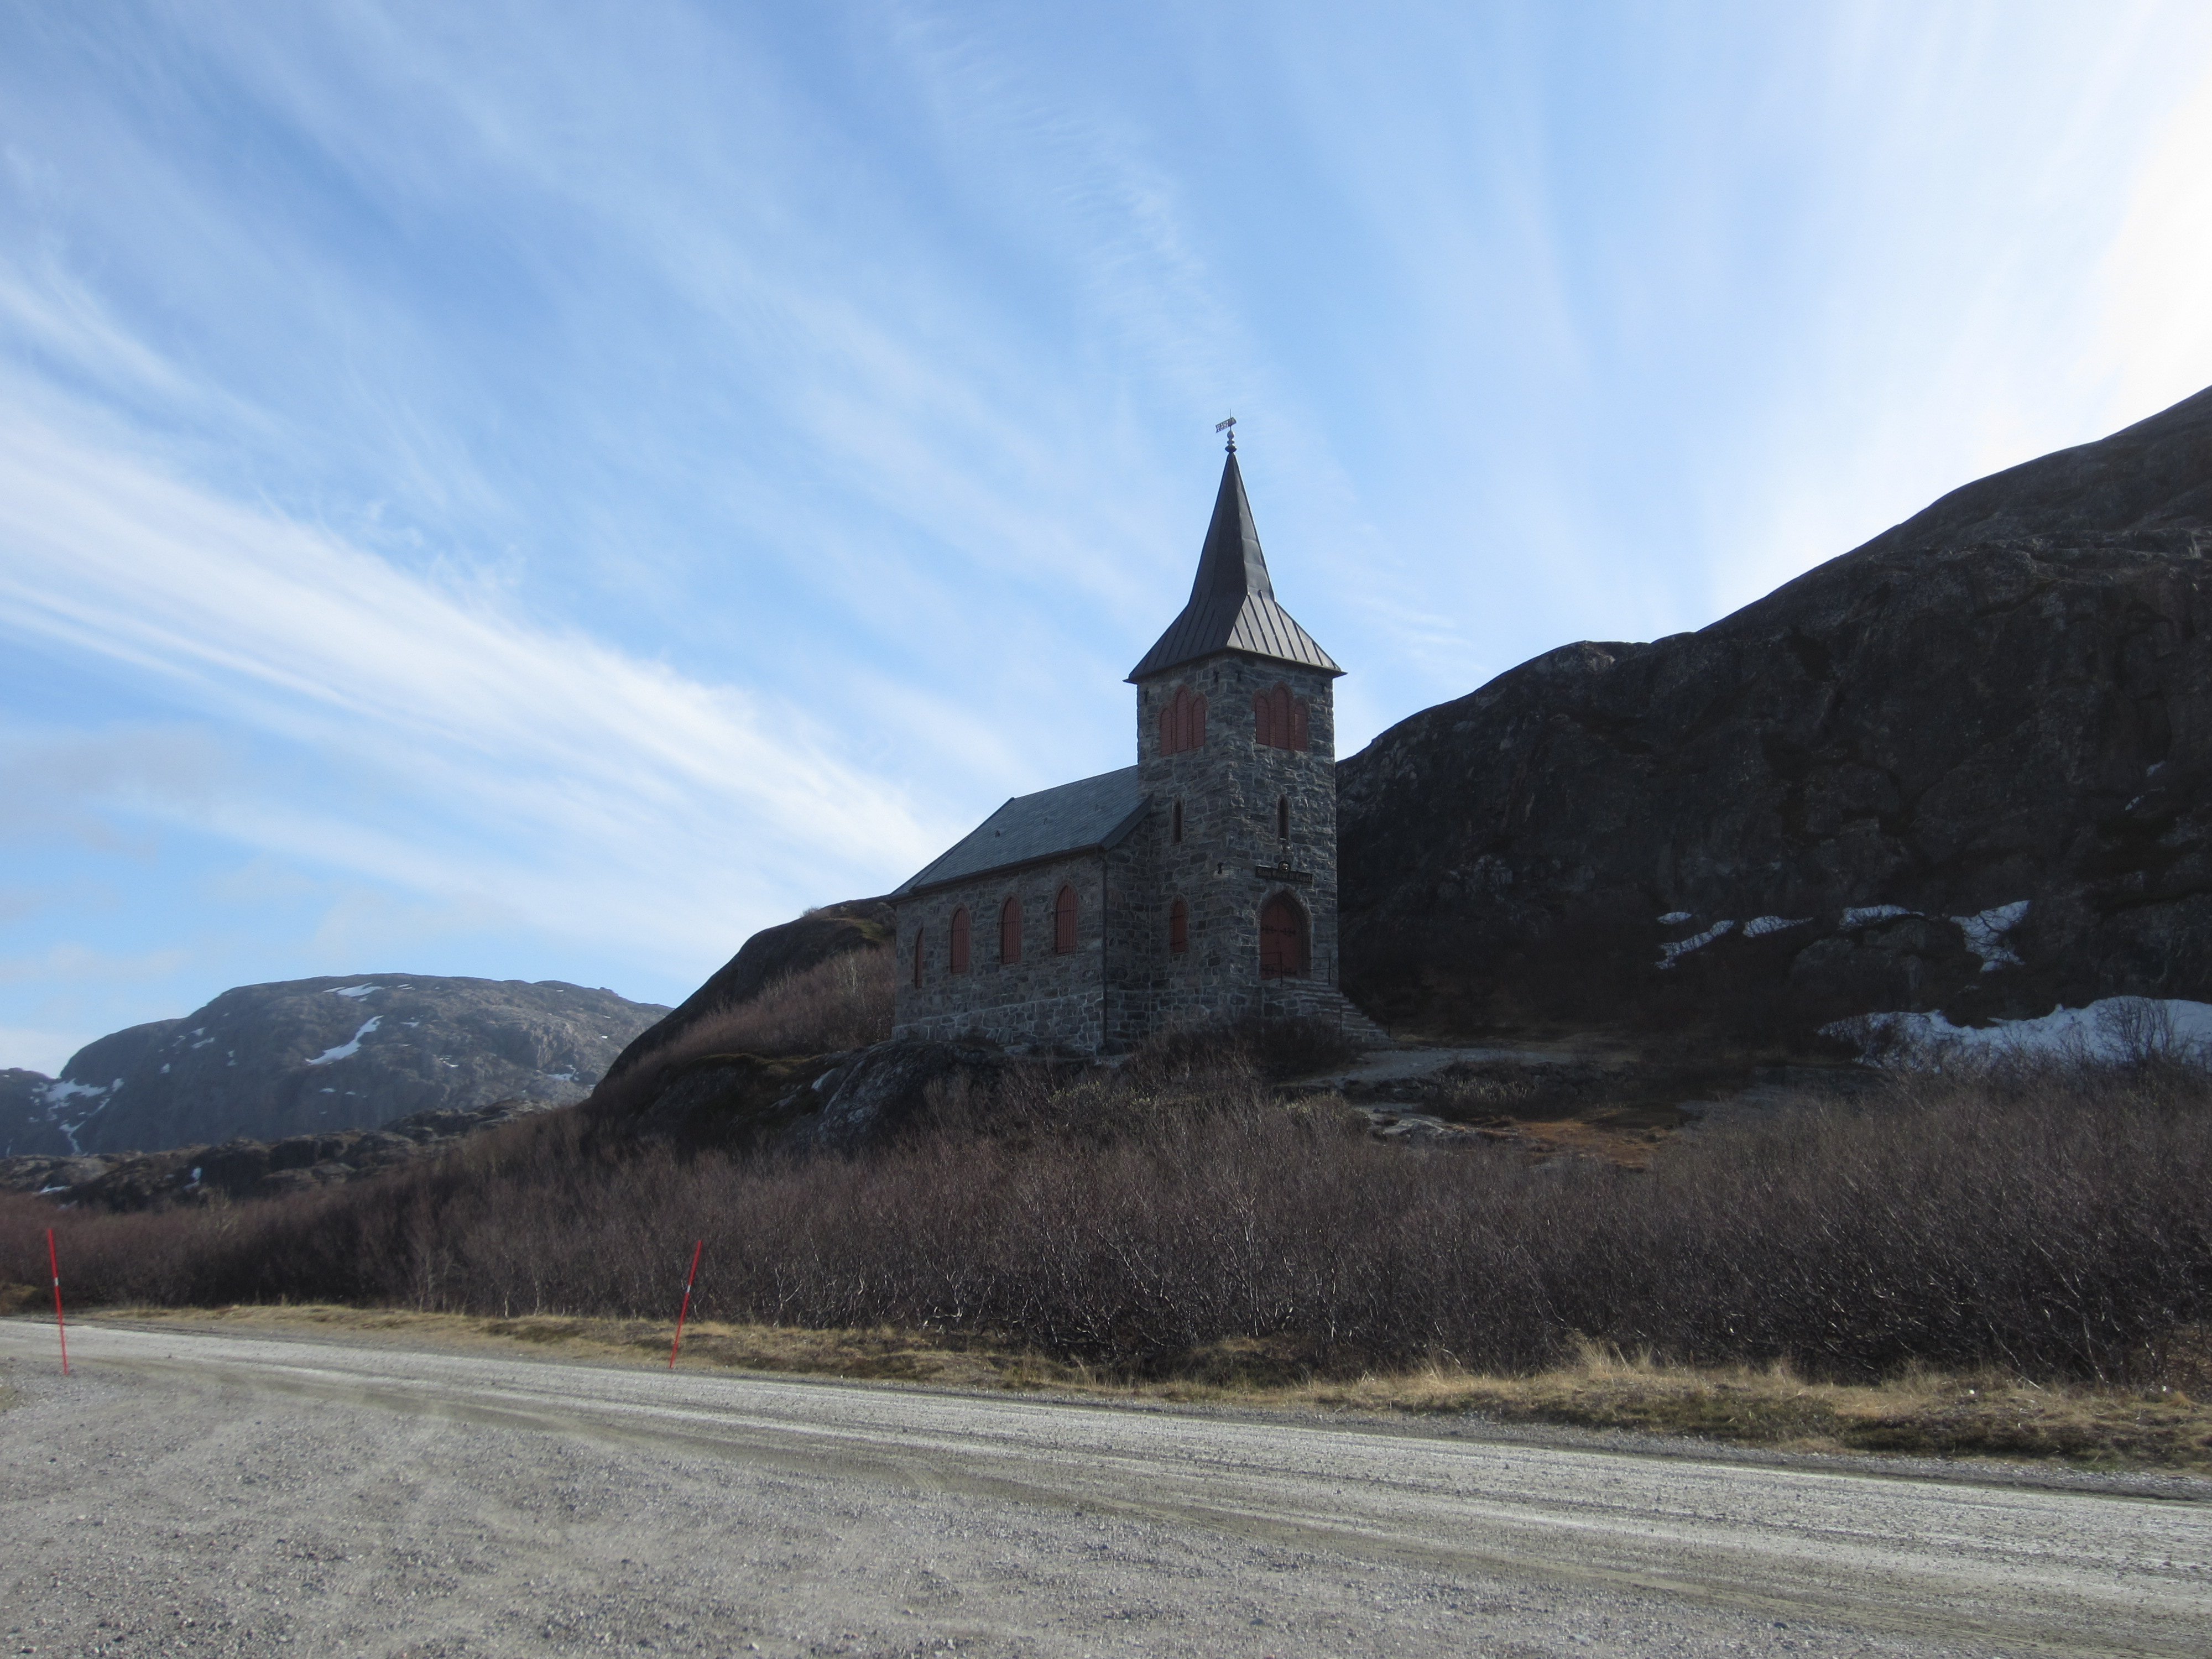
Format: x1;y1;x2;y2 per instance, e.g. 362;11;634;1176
5;2;2212;1076
0;402;946;962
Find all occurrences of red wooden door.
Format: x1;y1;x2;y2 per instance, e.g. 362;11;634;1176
1259;894;1307;979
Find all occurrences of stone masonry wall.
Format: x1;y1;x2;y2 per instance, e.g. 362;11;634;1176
893;851;1112;1052
1114;654;1341;1039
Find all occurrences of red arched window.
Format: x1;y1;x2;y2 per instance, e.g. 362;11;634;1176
1259;893;1309;979
999;895;1022;964
912;927;925;988
1053;884;1078;954
1254;682;1309;752
1171;799;1183;843
949;907;971;973
1169;896;1189;956
1158;684;1208;755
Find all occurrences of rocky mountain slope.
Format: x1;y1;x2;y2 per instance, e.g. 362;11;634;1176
6;976;668;1157
1339;385;2212;1039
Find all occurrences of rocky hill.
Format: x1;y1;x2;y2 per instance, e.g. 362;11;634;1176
601;900;893;1087
0;1095;566;1210
5;976;669;1157
1339;385;2212;1039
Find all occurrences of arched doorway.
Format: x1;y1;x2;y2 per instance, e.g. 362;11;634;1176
1259;892;1308;979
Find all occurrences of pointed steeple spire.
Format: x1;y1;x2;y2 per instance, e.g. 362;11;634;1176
1128;442;1341;682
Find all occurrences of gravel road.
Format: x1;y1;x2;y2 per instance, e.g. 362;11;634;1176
2;1319;2206;1657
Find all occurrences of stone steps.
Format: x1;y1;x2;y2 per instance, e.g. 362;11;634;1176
1260;982;1392;1049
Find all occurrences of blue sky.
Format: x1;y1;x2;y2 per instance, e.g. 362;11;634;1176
4;2;2211;1073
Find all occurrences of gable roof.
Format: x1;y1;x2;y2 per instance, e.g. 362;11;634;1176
1128;447;1342;682
893;766;1148;897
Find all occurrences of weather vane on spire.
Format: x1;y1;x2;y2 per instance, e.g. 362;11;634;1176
1215;414;1237;453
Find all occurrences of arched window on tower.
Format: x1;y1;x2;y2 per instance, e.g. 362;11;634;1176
1276;796;1290;842
1169;896;1189;957
1253;682;1310;752
949;907;971;974
912;928;925;988
1054;884;1078;954
1259;893;1310;979
1158;684;1208;755
999;895;1022;964
1171;799;1183;844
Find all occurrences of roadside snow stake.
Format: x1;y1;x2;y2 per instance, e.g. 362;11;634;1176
46;1227;69;1376
668;1239;703;1370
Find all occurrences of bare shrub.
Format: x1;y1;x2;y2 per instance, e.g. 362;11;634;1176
9;1049;2210;1385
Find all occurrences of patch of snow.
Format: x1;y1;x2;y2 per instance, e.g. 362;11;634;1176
1742;916;1811;938
306;1016;382;1066
188;1167;202;1185
43;1078;113;1105
1827;997;2212;1065
327;984;384;998
1952;900;2030;972
39;1184;68;1195
1657;911;1694;925
1657;920;1735;967
1840;905;1917;928
319;1087;336;1094
160;1063;170;1073
401;1020;421;1027
544;1069;577;1082
192;1037;214;1048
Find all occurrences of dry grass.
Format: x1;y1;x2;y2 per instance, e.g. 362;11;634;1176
585;949;895;1123
1276;1342;2212;1470
66;1305;2212;1474
653;950;893;1066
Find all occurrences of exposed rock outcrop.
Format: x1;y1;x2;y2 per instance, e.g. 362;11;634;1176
12;976;668;1155
801;1039;1011;1154
1339;385;2212;1037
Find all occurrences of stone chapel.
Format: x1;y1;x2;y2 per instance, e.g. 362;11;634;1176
890;435;1385;1055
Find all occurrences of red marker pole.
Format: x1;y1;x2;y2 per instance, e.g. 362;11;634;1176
46;1228;69;1376
667;1239;703;1370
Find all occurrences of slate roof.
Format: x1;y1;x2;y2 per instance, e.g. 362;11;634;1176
1128;447;1342;682
893;767;1148;897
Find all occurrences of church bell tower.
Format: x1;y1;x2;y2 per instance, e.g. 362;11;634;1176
1126;427;1347;1024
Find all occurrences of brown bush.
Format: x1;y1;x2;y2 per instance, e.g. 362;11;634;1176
7;1046;2209;1384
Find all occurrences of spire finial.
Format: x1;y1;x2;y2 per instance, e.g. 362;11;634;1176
1214;414;1236;453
